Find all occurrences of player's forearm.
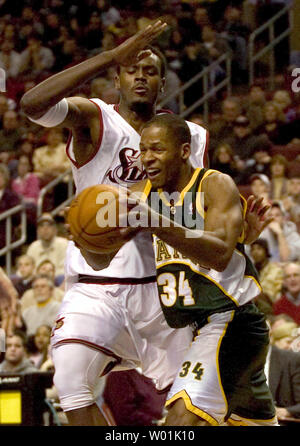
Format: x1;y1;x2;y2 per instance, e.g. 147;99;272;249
151;225;230;272
20;49;116;119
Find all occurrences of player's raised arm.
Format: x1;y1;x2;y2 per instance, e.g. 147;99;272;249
20;19;167;122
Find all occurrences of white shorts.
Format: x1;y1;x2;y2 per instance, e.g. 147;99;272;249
51;281;193;391
166;306;277;426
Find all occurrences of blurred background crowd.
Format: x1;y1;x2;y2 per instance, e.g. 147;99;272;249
0;0;299;426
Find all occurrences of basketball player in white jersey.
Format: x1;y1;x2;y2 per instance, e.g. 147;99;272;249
20;21;209;425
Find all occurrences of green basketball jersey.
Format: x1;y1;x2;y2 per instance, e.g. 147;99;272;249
143;168;261;329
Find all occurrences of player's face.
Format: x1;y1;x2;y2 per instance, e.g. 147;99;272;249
140;125;182;190
116;53;164;107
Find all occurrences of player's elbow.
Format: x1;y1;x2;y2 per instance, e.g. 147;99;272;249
20;92;41;119
212;250;233;272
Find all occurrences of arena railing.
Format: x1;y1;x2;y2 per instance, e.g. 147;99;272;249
0;203;27;275
159;52;232;122
36;168;74;220
248;3;293;88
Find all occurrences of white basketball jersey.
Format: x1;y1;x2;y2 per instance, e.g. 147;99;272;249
65;98;208;279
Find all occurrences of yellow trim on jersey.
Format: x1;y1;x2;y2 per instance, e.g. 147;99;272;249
141;179;152;201
166;390;219;426
196;169;218;218
158;168;201;207
233;248;262;293
156;258;240;306
214;310;234;418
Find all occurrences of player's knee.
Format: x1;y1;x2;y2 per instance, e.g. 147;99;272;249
164;398;209;426
52;344;107;412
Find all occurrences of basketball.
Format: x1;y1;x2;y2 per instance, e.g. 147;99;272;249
67;184;128;254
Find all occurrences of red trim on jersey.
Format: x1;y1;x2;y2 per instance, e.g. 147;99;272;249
65;99;104;169
53;338;122;365
203;129;210;168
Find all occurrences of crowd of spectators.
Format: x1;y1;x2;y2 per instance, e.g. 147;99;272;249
0;0;299;426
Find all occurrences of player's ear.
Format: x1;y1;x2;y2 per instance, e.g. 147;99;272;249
181;143;191;160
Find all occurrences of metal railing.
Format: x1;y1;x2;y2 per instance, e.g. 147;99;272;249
37;168;74;219
248;3;293;88
159;52;232;122
0;203;27;275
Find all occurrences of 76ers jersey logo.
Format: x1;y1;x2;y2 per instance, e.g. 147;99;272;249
107;147;147;184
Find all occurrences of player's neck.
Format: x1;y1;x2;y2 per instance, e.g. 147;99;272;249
164;164;195;195
118;102;156;134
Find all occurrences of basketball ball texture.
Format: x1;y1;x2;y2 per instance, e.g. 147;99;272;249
67;184;127;254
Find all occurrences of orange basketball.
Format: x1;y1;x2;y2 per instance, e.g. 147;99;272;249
67;184;127;254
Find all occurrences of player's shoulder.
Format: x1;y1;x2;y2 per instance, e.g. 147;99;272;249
202;169;237;195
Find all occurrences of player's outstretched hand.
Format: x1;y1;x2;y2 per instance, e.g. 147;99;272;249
243;195;273;245
112;19;167;67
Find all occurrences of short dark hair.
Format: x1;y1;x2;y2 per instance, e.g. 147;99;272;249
142;113;191;146
7;329;28;349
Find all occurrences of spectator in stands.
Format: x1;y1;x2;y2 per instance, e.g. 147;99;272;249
269;319;299;351
21;274;61;336
33;127;69;183
245;84;266;131
259;202;300;263
0;163;21;252
33;127;70;208
94;0;121;30
36;259;64;288
82;12;104;52
11;154;40;242
0;94;9;130
209;96;241;150
20;267;64;312
52;37;86;72
273;262;300;325
249;173;272;207
250;238;283;314
0;110;23;154
210;142;240;182
273;89;297;124
269;154;289;201
283;173;300;232
258;101;287;145
266;322;300;422
0;40;22;79
0;330;38;373
27;324;52;369
19;34;55;77
12;155;40;206
178;40;208;109
10;254;35;298
225;115;271;183
42;13;61;52
26;213;68;277
217;5;250;84
0;267;22;336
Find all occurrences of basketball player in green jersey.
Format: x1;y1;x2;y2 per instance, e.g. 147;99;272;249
125;113;277;426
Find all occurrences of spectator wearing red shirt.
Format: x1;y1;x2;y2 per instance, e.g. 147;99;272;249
273;262;300;325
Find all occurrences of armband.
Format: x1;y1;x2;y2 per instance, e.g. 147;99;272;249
28;98;69;127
